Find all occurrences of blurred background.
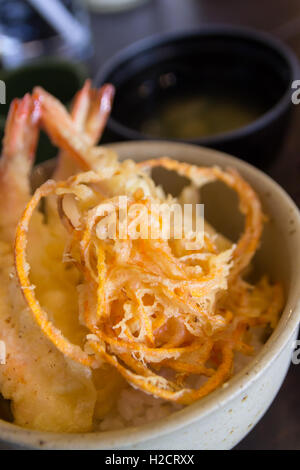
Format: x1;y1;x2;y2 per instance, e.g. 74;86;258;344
0;0;299;450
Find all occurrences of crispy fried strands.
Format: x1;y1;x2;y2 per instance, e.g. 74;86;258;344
15;154;284;405
15;175;102;368
138;157;263;281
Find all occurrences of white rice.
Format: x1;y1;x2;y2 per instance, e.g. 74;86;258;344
96;326;266;431
98;388;181;431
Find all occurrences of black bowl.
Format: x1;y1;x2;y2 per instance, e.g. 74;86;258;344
96;26;299;168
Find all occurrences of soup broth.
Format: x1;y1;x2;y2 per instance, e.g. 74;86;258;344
141;93;265;139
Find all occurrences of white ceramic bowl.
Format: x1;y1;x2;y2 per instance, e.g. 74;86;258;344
0;141;300;450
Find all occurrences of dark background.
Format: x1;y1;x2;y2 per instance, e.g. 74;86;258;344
89;0;300;450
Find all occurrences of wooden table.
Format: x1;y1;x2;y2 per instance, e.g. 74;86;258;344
89;0;300;450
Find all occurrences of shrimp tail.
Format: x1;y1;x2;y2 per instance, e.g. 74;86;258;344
0;94;40;237
2;94;40;164
34;82;115;178
85;83;115;144
71;80;115;144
